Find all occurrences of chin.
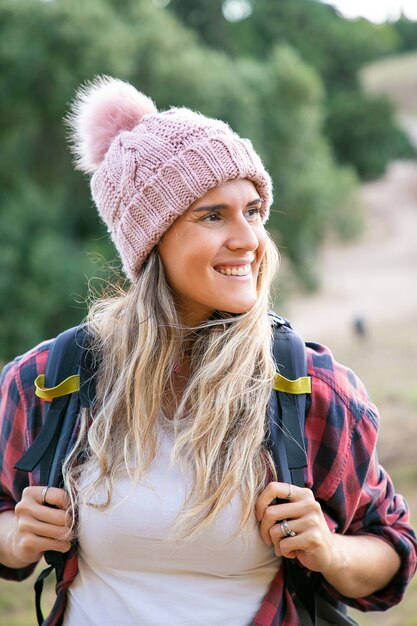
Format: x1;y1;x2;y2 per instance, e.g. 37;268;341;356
218;301;257;315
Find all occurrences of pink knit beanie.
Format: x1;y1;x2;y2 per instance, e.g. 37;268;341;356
68;75;273;282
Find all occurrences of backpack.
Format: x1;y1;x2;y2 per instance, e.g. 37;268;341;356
15;315;359;626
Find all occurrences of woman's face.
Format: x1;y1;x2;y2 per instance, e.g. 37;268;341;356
158;179;268;326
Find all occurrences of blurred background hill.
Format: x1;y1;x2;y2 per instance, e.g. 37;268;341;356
0;1;417;624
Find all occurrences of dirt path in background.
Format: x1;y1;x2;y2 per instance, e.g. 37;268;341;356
283;159;417;345
281;159;417;473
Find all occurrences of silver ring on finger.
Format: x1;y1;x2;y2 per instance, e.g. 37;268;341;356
286;483;293;501
41;486;50;506
280;519;296;538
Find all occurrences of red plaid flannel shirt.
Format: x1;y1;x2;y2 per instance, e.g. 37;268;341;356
1;339;416;626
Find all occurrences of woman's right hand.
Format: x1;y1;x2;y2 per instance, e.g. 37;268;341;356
11;486;73;567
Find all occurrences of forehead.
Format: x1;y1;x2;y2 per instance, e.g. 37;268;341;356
189;179;259;209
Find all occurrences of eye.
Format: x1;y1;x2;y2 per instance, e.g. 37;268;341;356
201;211;222;223
245;206;262;220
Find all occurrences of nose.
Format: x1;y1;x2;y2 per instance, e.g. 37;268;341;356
226;215;259;251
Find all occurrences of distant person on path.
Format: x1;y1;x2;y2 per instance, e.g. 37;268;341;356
352;316;368;340
0;76;416;626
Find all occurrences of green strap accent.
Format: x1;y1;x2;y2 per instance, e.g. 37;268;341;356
273;373;312;395
34;374;81;401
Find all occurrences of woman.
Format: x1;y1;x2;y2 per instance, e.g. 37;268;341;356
0;76;415;626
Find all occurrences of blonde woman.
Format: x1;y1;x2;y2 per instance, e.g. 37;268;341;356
0;77;415;626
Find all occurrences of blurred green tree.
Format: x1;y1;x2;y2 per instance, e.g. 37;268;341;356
327;90;414;179
168;0;414;179
391;14;417;51
0;0;136;358
0;0;357;359
170;0;398;85
236;45;359;288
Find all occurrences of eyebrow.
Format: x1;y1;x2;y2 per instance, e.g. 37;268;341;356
191;197;263;213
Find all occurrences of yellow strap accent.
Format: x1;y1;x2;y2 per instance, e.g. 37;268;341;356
35;372;310;399
34;374;81;401
273;373;312;395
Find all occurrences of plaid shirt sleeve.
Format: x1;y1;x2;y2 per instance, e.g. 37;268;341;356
0;341;50;581
303;342;417;611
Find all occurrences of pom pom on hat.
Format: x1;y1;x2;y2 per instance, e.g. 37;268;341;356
67;75;157;174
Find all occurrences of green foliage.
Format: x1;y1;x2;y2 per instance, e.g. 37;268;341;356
0;0;134;358
0;0;357;359
244;45;360;289
169;0;400;90
327;90;415;179
232;0;398;88
168;0;414;178
391;16;417;52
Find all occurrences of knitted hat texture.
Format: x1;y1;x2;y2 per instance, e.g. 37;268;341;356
68;76;273;281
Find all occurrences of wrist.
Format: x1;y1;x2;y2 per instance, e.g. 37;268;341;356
320;533;348;585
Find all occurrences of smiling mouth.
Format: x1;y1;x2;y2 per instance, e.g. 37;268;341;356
214;263;251;277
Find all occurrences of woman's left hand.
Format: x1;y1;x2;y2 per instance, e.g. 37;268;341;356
255;481;337;574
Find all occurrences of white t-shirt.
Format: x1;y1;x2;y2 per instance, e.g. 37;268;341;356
63;416;281;625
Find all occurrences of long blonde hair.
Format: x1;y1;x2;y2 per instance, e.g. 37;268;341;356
64;235;279;539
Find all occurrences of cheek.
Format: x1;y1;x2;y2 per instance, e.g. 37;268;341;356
255;233;269;283
256;230;268;261
160;245;207;296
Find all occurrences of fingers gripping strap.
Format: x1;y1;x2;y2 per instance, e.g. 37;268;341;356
34;374;81;401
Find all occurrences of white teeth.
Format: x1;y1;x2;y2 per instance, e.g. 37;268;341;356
218;264;251;276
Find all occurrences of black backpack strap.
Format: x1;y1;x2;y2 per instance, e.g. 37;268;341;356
15;325;90;484
268;314;309;487
269;315;358;626
268;314;317;626
14;324;94;626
